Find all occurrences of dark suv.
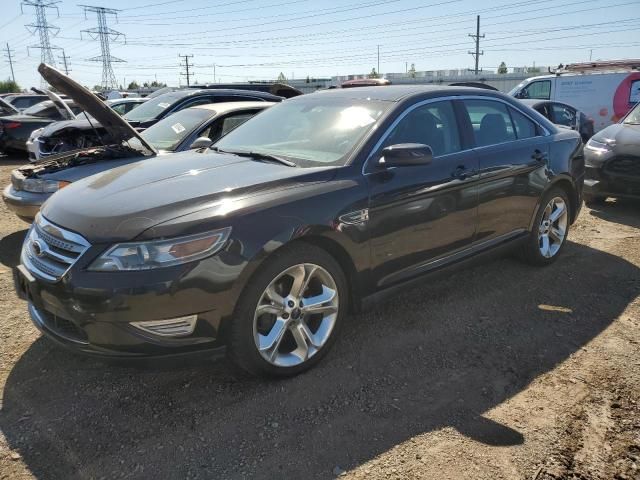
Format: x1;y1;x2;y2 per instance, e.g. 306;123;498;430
15;64;584;377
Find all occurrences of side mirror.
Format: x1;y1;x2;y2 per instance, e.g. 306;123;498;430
379;143;433;167
190;137;213;149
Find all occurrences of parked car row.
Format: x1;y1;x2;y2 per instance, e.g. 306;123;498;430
7;64;589;378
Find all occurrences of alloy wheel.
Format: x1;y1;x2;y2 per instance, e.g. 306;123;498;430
538;196;568;258
253;263;339;367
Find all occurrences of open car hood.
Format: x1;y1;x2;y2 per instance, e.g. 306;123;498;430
45;88;76;120
38;64;157;156
0;97;19;115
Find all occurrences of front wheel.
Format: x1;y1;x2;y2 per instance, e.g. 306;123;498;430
521;188;571;266
227;243;347;377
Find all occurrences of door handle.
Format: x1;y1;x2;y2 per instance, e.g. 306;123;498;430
531;149;547;162
451;165;469;180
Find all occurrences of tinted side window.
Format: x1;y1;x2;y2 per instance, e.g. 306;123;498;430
11;98;34;109
550;104;576;128
384;100;461;157
509;107;538;139
534;103;551;121
111;103;127;115
181;98;214;109
463;100;516;147
520;80;551;100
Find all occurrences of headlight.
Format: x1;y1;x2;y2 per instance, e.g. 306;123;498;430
21;178;70;193
29;128;44;141
585;139;613;154
88;227;232;271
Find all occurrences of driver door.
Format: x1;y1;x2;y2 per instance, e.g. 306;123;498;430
365;100;479;289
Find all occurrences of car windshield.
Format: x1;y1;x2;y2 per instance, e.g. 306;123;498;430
623;103;640;124
22;101;57;117
140;107;213;151
213;96;390;167
122;92;185;122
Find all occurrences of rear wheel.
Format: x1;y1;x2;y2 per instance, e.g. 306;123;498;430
521;187;571;266
227;243;347;377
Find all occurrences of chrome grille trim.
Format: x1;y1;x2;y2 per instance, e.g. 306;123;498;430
21;214;91;282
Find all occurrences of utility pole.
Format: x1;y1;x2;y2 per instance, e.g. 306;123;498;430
179;54;194;86
22;0;62;86
213;63;216;83
58;49;70;75
4;43;16;83
468;15;484;75
377;45;380;76
80;5;126;91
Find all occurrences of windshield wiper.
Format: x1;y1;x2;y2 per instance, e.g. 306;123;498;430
211;147;297;167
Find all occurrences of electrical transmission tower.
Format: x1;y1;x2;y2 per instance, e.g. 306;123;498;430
179;54;194;86
21;0;62;84
4;43;16;83
80;5;125;90
59;49;71;75
468;15;484;75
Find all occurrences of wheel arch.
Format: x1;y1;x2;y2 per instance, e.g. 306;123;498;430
218;229;363;341
528;175;579;231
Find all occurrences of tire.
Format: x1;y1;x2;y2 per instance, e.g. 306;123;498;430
520;187;571;266
227;242;348;377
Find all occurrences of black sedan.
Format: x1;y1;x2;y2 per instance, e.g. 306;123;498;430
520;99;594;143
15;64;584;377
583;101;640;203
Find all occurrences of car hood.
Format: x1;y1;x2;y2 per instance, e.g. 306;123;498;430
38;64;156;156
45;89;76;120
593;123;640;154
41;150;335;243
39;117;102;137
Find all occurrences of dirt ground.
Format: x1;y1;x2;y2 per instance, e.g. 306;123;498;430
0;151;638;480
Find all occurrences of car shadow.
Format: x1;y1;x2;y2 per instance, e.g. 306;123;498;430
1;241;638;480
0;153;28;167
588;198;640;229
0;229;27;269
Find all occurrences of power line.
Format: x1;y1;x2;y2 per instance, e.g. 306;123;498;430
468;14;484;75
4;43;16;83
58;49;70;74
179;53;194;86
21;0;62;82
80;5;125;90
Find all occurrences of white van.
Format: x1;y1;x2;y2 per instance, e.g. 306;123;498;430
509;60;640;132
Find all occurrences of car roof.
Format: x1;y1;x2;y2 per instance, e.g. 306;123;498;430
160;88;281;101
308;85;507;102
192;101;275;113
106;98;146;104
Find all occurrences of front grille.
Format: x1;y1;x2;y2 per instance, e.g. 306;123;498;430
605;156;640;178
21;215;90;282
28;303;88;344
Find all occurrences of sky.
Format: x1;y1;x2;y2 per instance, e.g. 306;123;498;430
0;0;638;89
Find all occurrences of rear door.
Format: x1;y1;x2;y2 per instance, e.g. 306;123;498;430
460;98;551;243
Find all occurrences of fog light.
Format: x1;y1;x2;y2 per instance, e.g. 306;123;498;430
130;315;197;337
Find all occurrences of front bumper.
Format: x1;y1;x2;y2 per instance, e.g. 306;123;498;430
2;184;47;221
14;256;238;357
584;162;640;200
